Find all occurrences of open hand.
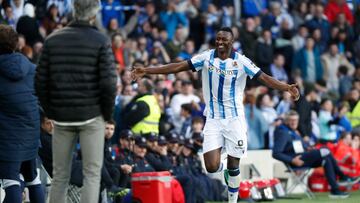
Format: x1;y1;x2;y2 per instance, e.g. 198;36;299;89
291;155;304;167
131;67;146;81
288;83;300;101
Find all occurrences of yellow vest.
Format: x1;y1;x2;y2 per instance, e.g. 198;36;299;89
348;101;360;128
132;95;161;134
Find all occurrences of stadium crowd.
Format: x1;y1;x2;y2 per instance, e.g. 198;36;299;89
1;0;360;202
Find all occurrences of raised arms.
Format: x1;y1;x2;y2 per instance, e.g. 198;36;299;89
131;61;189;80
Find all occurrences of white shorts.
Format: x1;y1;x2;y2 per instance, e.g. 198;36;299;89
202;116;248;158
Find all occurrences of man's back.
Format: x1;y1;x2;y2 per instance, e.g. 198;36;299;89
36;21;117;122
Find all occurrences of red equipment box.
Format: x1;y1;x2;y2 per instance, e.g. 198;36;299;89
132;171;172;203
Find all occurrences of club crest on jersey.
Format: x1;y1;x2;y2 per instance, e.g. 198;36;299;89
233;61;238;67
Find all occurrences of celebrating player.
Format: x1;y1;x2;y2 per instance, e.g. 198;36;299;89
132;27;300;203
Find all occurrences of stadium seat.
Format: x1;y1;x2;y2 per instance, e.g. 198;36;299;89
285;164;315;199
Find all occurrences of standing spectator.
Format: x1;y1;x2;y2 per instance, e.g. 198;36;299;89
239;17;258;61
321;42;354;92
35;0;117;202
112;33;129;72
1;6;16;27
306;2;331;44
101;0;125;30
0;24;45;203
338;65;353;97
291;1;308;29
292;37;323;83
255;29;273;75
325;0;354;25
123;78;161;135
160;1;188;40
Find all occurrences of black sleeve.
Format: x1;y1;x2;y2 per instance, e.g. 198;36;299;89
328;117;341;126
124;101;150;127
187;59;196;72
98;39;117;121
35;42;50;114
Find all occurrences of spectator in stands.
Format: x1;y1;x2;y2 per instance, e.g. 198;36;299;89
293;37;323;83
170;80;200;133
291;1;308;29
180;103;193;138
257;93;281;149
338;65;354;97
47;0;72;18
255;29;273;75
10;0;24;24
41;4;61;35
35;0;117;202
150;41;171;64
123;78;161;135
101;0;125;30
318;98;338;142
0;24;45;203
325;0;354;25
276;91;293;116
112;33;129;72
245;93;268;150
160;1;188;40
16;3;43;47
291;24;308;52
295;84;319;140
261;1;294;38
336;29;353;60
270;54;288;82
306;2;330;44
177;38;195;61
1;6;16;27
106;7;139;39
321;42;355;92
273;110;358;199
240;17;258;61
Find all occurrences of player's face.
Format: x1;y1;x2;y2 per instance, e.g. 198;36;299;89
215;31;233;53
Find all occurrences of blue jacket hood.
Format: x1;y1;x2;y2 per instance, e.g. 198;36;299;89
0;53;32;81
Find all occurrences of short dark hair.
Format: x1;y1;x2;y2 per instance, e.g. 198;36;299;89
0;24;18;54
106;120;116;126
181;103;193;114
218;27;234;37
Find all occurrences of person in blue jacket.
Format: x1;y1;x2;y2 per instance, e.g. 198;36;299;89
0;24;44;203
272;110;359;199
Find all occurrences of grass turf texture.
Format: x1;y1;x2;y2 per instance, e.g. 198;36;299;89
207;190;360;203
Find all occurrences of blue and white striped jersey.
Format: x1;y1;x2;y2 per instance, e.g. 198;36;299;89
188;49;261;119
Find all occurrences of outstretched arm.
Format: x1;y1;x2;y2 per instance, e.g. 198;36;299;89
257;72;300;101
132;61;189;80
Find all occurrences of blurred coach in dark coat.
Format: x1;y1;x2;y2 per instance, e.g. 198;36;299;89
35;0;117;202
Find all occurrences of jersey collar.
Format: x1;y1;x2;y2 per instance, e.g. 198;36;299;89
214;50;236;60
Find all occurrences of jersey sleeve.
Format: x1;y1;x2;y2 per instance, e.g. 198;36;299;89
239;54;261;79
187;51;209;72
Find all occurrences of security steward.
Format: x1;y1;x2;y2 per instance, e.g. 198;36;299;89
123;78;161;135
